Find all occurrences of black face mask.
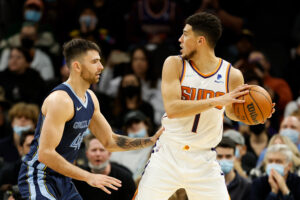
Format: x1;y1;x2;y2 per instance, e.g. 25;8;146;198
123;86;140;98
250;124;265;135
21;38;35;49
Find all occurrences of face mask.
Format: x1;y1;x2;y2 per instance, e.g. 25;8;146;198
280;128;300;144
88;160;109;173
250;124;265;135
266;163;285;176
21;38;35;49
128;128;147;138
79;15;98;28
25;10;41;22
235;148;240;158
13;125;32;136
123;85;140;98
218;159;234;174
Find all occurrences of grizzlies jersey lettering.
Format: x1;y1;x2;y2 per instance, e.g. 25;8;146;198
161;57;231;149
23;82;94;175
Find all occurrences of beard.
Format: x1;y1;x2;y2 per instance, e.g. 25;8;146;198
182;49;197;60
80;64;99;84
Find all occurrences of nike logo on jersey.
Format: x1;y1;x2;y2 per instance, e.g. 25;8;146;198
77;106;82;111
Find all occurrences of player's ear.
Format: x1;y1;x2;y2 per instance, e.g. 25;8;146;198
72;61;81;72
198;36;205;44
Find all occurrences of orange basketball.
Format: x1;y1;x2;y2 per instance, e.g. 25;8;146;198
233;85;272;125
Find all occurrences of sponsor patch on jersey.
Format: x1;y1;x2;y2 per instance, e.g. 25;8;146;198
214;74;224;83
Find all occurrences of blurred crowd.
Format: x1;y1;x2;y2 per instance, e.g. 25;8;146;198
0;0;300;199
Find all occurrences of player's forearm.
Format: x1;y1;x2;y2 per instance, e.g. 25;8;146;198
38;149;91;182
165;98;220;118
106;134;155;152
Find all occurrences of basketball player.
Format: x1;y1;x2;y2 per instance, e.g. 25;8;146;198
18;39;163;200
133;12;274;200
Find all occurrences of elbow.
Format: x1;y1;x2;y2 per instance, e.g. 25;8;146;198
38;149;50;164
165;107;178;119
102;134;116;152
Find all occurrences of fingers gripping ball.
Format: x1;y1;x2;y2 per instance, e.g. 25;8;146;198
233;85;272;125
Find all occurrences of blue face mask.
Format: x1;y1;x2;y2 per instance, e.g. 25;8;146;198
25;10;42;22
79;15;97;28
219;159;234;174
13;125;32;136
128;128;147;138
235;148;240;158
266;163;285;176
280;128;299;144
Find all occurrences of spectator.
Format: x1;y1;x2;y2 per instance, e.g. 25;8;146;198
0;23;55;81
8;102;38;151
284;97;300;118
0;131;34;197
73;134;136;200
251;134;300;180
244;124;269;165
110;110;153;182
223;129;256;177
250;144;300;200
99;46;163;125
22;0;60;56
126;0;183;46
0;47;46;105
0;87;18;164
279;116;300;150
248;51;293;117
216;137;251;200
111;74;154;129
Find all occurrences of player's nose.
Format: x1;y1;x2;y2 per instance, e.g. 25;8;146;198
178;34;183;43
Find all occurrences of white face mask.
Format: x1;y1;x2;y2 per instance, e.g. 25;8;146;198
280;128;300;144
88;160;109;173
128;128;147;138
13;125;32;136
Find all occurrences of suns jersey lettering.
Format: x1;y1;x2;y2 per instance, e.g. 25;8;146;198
161;57;232;149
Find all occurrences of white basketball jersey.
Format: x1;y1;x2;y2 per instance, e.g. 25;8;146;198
161;57;232;149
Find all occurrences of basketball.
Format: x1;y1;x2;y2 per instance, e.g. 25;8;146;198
233;85;272;125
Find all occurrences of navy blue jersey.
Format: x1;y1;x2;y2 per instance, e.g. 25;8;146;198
23;82;94;176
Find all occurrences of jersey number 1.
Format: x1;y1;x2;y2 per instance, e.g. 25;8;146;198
192;114;200;133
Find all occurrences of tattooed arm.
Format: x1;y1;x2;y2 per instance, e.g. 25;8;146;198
87;90;163;152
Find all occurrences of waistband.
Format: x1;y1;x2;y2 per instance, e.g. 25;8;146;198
158;136;216;152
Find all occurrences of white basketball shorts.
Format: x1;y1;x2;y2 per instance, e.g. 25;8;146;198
133;138;230;200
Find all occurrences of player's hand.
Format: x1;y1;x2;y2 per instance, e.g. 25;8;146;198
217;84;250;106
86;173;122;194
260;103;275;124
151;126;165;143
268;103;276;118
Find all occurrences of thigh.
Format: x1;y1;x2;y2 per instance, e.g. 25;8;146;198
61;181;83;200
134;144;180;200
184;160;229;200
19;165;58;200
185;176;229;200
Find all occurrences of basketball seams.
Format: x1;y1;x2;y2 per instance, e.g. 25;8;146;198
250;89;272;105
251;87;272;117
241;95;251;124
249;90;265;123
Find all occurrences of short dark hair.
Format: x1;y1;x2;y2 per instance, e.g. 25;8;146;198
11;47;33;63
84;134;96;150
217;136;236;152
185;12;222;48
20;130;35;146
63;38;101;68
